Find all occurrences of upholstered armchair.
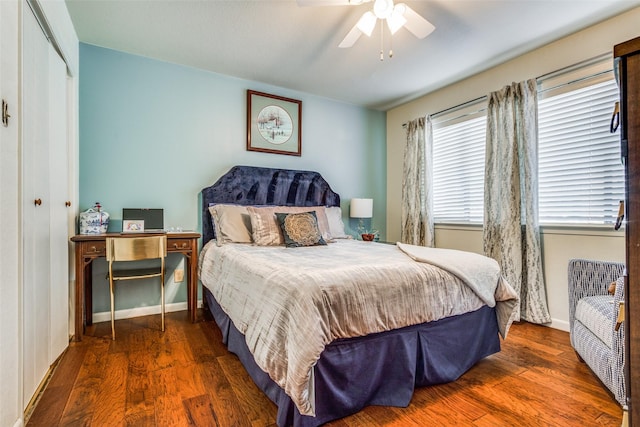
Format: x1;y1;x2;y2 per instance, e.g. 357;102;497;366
568;259;626;406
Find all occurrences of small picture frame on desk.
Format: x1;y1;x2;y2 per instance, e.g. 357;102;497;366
123;219;144;232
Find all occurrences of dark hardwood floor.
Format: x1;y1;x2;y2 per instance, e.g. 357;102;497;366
27;310;622;426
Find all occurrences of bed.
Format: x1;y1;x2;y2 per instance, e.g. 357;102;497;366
199;165;518;427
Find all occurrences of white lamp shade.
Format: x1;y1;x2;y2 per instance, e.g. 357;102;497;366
350;198;373;218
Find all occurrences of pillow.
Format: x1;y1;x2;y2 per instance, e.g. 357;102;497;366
247;206;332;246
208;204;252;246
276;212;327;248
325;206;349;239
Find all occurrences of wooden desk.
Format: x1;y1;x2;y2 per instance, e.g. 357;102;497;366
70;232;200;341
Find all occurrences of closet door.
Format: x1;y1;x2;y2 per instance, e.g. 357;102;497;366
22;5;51;409
48;46;69;362
0;0;21;425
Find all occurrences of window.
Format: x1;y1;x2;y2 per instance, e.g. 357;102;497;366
432;101;486;223
538;58;624;225
431;57;623;226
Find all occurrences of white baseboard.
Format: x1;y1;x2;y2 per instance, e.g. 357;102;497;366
92;300;202;323
548;318;570;332
515;318;569;332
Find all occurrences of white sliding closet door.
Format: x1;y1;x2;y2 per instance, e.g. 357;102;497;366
22;3;70;410
0;0;21;425
22;5;51;408
48;46;69;362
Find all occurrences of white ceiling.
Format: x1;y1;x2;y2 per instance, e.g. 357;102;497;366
64;0;640;110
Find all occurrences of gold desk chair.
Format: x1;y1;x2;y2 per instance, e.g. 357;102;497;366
106;235;167;340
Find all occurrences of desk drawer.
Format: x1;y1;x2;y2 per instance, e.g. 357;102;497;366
168;239;192;251
83;241;106;256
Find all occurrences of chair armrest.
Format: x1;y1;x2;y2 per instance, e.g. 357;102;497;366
568;259;625;329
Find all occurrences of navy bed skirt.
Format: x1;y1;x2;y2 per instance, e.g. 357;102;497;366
204;288;500;427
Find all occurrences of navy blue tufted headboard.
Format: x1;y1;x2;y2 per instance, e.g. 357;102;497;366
201;165;341;245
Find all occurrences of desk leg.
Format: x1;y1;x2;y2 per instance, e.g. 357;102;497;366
74;249;84;342
85;261;93;326
186;253;192;321
74;252;94;342
189;241;199;323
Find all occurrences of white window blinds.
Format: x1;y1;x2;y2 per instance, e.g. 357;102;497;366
538;71;623;225
432;108;486;223
430;56;622;226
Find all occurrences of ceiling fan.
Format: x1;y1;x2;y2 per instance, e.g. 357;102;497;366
297;0;435;54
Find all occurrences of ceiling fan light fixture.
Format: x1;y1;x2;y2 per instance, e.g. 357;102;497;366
387;5;407;34
356;11;377;36
333;0;435;53
373;0;394;19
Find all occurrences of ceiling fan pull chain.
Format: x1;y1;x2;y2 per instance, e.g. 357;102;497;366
389;28;394;58
380;22;384;61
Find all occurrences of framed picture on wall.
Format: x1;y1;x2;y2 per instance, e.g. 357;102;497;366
247;90;302;156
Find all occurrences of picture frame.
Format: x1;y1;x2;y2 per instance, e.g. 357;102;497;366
247;90;302;156
122;219;145;232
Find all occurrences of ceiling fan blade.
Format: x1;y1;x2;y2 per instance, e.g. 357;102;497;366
397;3;435;39
338;23;363;48
296;0;371;6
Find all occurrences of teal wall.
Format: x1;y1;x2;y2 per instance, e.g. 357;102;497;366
79;43;387;312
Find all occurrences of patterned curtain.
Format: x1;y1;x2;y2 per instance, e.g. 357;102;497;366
401;116;434;247
483;80;551;324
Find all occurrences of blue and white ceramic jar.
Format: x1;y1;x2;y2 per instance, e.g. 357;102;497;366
79;202;110;234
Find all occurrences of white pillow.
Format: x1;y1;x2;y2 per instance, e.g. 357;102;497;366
325;206;349;239
209;204;252;246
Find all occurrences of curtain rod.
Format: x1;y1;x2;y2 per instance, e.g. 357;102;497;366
536;52;610;82
538;69;612;95
402;52;612;129
402;95;486;128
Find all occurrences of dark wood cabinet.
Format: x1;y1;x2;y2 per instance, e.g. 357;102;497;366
615;36;640;426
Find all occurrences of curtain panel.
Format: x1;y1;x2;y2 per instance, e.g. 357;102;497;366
401;116;434;247
483;79;551;324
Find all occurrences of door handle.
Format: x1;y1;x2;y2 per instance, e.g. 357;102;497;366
1;99;9;127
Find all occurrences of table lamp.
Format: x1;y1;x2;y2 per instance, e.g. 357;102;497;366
350;198;374;240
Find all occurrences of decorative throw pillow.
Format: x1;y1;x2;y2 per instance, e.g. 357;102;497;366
275;212;327;248
325;206;350;239
247;206;332;246
208;204;252;246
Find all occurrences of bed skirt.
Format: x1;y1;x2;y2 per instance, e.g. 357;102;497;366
204;288;500;427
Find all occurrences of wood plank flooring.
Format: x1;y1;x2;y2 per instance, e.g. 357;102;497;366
27;310;622;426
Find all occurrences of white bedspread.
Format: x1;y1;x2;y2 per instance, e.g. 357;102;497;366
198;239;518;417
396;242;519;339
